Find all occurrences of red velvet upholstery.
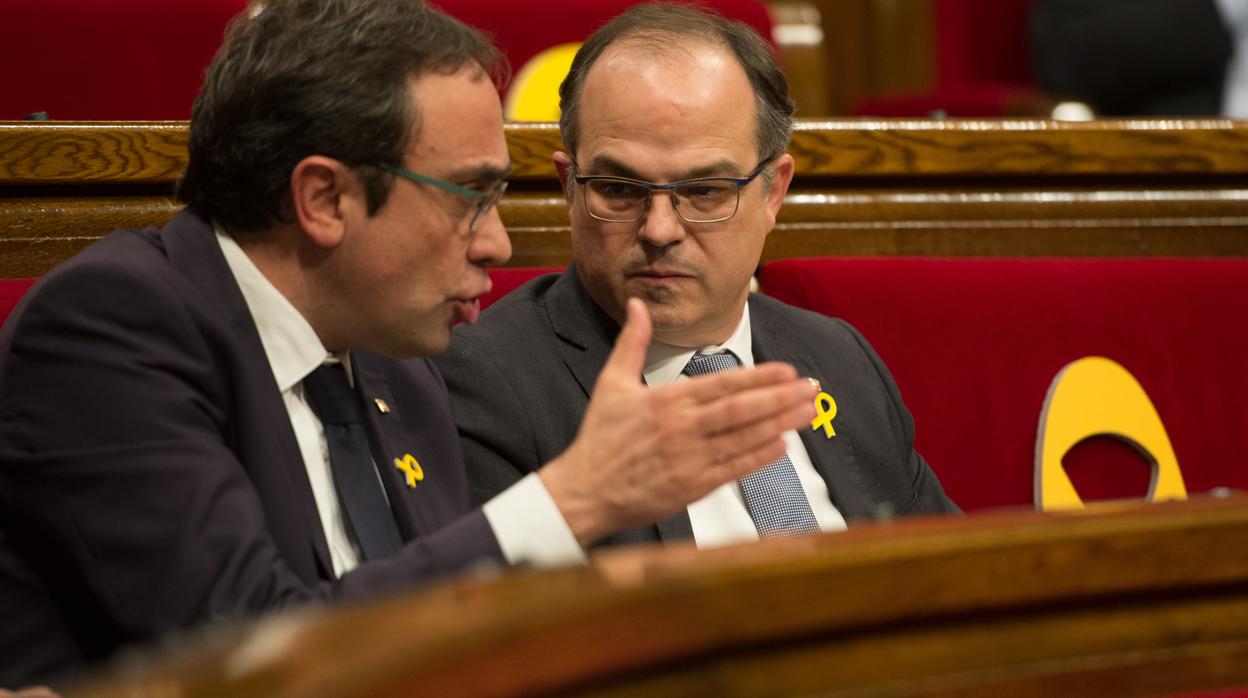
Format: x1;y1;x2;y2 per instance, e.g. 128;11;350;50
481;267;559;310
854;0;1038;117
758;258;1248;512
0;0;247;120
438;0;774;91
0;279;37;329
0;0;770;121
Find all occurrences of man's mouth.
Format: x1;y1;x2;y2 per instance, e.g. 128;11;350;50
632;268;694;282
452;297;482;325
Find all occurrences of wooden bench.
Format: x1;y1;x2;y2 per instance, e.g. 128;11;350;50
3;119;1248;278
72;495;1248;697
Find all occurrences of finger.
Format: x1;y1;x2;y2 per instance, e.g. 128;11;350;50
598;298;651;387
692;378;816;436
710;436;790;482
673;361;801;404
702;399;816;464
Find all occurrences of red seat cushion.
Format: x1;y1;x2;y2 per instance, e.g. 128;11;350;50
758;258;1248;512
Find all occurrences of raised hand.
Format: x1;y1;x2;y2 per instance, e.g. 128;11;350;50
540;298;817;545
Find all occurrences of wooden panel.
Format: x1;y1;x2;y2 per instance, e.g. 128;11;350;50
768;1;833;117
805;0;934;115
789;119;1248;177
7;120;1245;184
0;122;189;184
4;120;1248;279
71;496;1248;697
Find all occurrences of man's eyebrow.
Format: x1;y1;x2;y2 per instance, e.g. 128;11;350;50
446;162;513;185
583;155;743;182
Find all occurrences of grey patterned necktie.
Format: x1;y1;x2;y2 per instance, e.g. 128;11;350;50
682;352;821;538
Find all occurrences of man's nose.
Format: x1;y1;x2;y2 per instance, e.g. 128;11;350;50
468;205;512;266
637;192;687;247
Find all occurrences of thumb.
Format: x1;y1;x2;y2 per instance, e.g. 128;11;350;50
600;298;651;386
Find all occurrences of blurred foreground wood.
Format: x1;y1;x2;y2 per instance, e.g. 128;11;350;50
4;119;1248;278
72;495;1248;697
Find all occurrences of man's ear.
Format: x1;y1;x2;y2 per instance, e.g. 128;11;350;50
762;153;795;231
290;156;353;249
553;151;574;202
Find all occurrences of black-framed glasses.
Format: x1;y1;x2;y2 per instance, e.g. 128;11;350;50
571;156;775;224
376;162;508;232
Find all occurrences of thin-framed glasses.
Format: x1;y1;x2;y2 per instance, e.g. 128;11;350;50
376;162;508;232
571;156;775;224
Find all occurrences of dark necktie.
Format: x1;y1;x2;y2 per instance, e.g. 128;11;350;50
682;352;821;538
302;363;402;560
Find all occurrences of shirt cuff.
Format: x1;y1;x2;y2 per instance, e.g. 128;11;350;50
482;472;587;567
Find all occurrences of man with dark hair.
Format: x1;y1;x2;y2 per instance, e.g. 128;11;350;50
0;0;817;686
438;2;958;554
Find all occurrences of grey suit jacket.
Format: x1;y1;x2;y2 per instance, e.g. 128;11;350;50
0;209;503;686
435;267;958;547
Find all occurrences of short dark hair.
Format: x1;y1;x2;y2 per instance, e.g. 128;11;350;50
558;2;794;162
178;0;505;234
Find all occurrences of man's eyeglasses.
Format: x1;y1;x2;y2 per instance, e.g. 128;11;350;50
376;162;508;232
571;156;775;224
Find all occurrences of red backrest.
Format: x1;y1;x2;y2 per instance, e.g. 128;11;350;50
934;0;1033;86
853;0;1037;116
482;267;559;310
0;279;38;329
437;0;774;97
1;0;770;120
0;0;247;120
758;258;1248;512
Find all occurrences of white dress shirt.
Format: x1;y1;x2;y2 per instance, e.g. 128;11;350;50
214;225;583;575
643;306;847;549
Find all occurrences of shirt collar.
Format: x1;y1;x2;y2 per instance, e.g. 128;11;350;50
214;222;335;391
642;302;753;387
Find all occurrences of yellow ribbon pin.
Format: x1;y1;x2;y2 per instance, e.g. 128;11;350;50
393;453;425;489
811;391;837;439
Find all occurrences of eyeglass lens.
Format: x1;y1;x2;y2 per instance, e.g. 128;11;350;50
584;179;740;223
468;181;508;231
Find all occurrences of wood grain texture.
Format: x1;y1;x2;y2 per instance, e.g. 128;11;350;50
6;120;1247;183
4;120;1248;277
0;122;189;184
789;119;1248;177
71;496;1248;697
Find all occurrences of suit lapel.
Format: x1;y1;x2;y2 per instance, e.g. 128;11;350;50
749;297;879;522
546;267;621;399
350;356;416;538
160;210;335;577
546;268;694;542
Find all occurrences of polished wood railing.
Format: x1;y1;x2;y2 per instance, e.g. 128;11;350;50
70;495;1248;697
4;119;1247;278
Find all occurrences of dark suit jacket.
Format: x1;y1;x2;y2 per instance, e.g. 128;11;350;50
0;210;503;687
435;268;958;547
1030;0;1233;116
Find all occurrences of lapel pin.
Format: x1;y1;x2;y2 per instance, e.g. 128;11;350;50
374;398;391;414
811;390;838;439
393;453;425;489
